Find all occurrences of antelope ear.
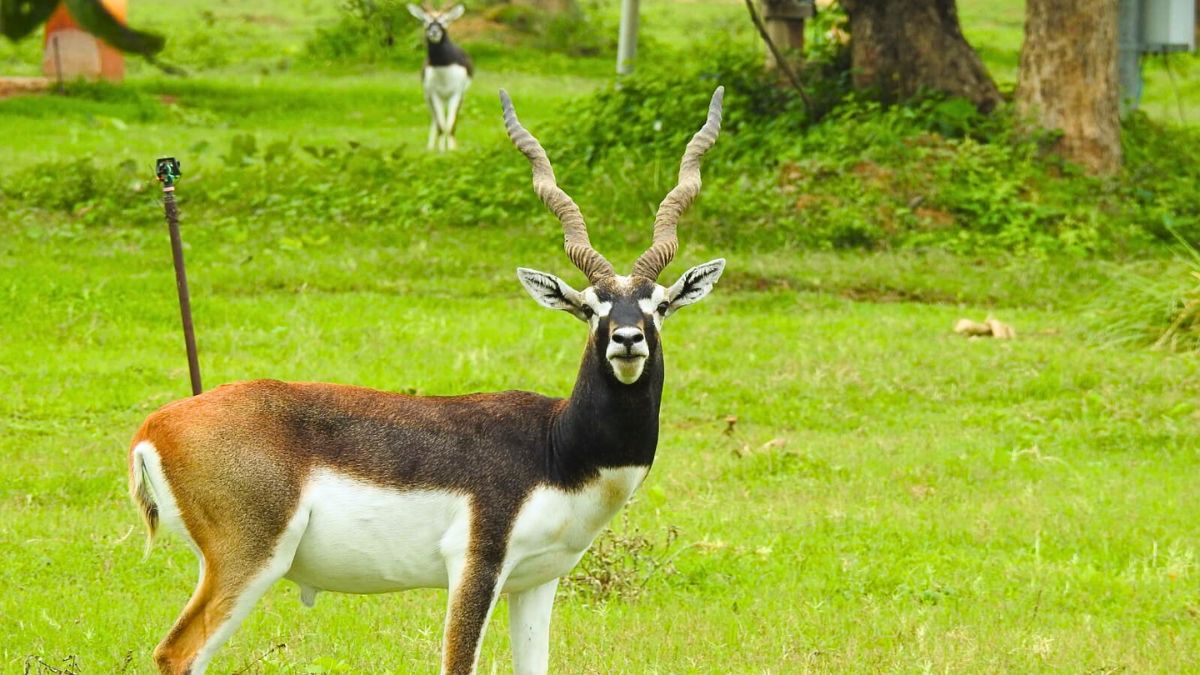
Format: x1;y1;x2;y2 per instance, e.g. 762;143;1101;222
407;4;429;21
516;268;589;321
441;4;466;22
665;259;725;314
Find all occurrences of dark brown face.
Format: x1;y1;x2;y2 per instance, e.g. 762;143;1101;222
516;260;727;386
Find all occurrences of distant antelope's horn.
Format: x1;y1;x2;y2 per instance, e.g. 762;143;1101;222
632;86;724;281
500;89;615;284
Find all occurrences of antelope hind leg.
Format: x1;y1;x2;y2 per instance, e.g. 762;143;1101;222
425;90;444;151
445;91;465;151
154;510;310;674
429;94;449;152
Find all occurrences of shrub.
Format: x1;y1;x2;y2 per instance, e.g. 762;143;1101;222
1118;114;1200;244
0;158;150;227
306;0;414;65
307;0;617;65
562;512;682;602
4;40;1197;260
1089;231;1200;352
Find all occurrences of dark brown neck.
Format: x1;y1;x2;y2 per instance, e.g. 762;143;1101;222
547;341;663;488
426;35;468;67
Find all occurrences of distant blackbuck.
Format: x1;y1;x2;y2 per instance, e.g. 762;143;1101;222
408;3;472;151
128;86;726;675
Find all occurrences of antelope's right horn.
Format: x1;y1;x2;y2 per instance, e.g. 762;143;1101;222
500;90;615;285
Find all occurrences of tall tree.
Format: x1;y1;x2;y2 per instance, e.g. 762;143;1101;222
1016;0;1121;175
839;0;1000;111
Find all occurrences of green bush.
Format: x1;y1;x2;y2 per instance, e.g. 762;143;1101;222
306;0;414;65
307;0;617;65
0;158;150;227
4;41;1197;260
1119;114;1200;244
547;41;1196;255
1088;230;1200;352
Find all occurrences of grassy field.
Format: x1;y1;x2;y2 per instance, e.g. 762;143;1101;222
3;1;1200;673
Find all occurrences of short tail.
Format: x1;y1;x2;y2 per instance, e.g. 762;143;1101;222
129;442;160;558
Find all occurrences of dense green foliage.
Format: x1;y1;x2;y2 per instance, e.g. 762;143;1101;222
1088;232;1200;352
5;42;1199;260
305;0;618;74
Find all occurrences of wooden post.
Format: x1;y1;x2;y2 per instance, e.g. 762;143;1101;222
617;0;639;75
761;0;810;71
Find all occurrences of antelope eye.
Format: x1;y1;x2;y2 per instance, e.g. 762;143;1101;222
582;305;595;319
657;302;670;314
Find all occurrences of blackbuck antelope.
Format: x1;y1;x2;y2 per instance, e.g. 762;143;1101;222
128;86;726;675
409;3;472;151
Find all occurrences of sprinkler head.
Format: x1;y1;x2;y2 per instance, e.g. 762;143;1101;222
155;157;182;186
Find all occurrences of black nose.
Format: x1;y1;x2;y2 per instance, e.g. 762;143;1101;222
611;330;644;346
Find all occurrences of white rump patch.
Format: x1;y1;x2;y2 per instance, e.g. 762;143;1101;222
133;441;202;571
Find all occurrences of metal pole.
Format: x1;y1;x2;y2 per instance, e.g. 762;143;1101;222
617;0;639;75
1117;0;1143;118
155;157;203;396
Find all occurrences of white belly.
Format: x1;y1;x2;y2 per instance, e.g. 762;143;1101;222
282;466;649;598
285;470;470;594
423;64;470;99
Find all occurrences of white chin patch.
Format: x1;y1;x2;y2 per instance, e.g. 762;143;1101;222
608;356;646;385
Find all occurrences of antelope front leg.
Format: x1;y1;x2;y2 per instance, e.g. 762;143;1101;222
508;579;558;675
430;95;450;152
442;550;507;675
426;92;445;151
428;118;441;151
445;91;465;151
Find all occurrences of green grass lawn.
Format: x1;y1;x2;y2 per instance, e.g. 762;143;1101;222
5;208;1200;673
3;1;1200;673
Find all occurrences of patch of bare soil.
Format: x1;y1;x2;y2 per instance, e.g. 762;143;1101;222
724;271;964;305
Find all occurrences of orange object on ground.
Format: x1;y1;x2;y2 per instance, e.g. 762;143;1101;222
43;0;127;81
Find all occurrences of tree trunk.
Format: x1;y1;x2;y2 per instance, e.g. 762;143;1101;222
1016;0;1121;175
839;0;1000;111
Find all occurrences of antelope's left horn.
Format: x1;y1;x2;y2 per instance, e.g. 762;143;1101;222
631;86;724;280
